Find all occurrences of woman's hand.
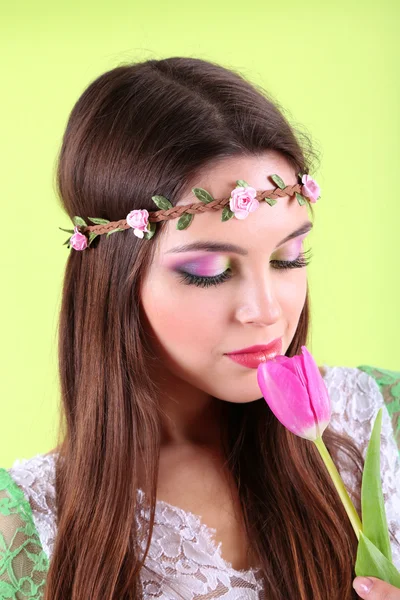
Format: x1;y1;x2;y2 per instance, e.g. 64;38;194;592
353;576;400;598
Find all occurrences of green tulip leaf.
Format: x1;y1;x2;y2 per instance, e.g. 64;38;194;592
221;207;234;222
192;187;215;204
144;222;157;240
355;531;400;586
63;237;71;246
177;213;194;230
361;408;392;561
58;227;75;234
271;174;286;190
265;197;278;206
87;217;111;225
236;179;249;188
152;195;173;210
73;216;88;227
295;192;307;206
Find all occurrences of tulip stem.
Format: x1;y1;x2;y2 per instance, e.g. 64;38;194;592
314;436;362;540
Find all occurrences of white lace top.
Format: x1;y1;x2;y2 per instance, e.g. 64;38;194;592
2;365;400;599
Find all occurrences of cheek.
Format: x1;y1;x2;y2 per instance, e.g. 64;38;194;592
277;270;308;340
140;275;223;362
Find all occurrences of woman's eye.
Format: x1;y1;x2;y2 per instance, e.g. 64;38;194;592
270;247;313;271
177;268;233;288
176;248;312;288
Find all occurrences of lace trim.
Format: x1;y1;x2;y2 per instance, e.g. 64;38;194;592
0;467;49;599
357;365;400;454
136;488;265;595
7;454;265;598
8;454;57;562
323;365;400;570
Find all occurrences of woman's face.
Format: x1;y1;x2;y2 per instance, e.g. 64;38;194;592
140;152;312;404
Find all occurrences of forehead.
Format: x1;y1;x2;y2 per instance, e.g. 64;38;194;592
155;152;308;255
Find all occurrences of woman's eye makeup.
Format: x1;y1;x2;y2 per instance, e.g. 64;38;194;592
174;255;232;288
173;243;313;289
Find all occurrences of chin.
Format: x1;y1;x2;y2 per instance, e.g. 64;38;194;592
225;396;263;405
211;384;265;405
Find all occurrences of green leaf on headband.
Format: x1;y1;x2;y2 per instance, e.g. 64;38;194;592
265;197;277;206
355;531;400;586
177;212;194;230
361;408;392;562
271;174;286;190
88;233;99;246
152;195;173;210
144;222;156;240
192;187;214;204
295;192;307;206
87;217;111;225
59;227;75;234
63;237;72;246
221;207;234;221
73;216;88;227
236;180;249;188
297;172;304;180
106;228;125;237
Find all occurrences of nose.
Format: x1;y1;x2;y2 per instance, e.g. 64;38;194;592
234;275;282;326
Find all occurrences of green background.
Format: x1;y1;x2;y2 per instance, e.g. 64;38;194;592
1;0;399;467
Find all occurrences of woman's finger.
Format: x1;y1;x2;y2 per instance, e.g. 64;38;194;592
353;576;400;598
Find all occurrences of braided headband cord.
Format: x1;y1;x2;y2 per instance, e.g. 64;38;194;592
81;183;303;236
60;173;321;250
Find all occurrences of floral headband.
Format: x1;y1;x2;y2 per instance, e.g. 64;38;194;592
59;173;320;251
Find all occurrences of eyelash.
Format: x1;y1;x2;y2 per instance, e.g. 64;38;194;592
177;247;313;288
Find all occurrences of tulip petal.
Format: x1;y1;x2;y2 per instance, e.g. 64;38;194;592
257;361;319;439
300;346;331;436
270;354;304;379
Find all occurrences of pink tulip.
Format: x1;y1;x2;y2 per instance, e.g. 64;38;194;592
257;345;363;541
256;345;331;440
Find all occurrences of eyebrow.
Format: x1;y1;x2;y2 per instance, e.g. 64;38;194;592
166;221;313;255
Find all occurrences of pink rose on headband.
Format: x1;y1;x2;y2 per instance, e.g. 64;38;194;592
126;209;150;239
301;174;320;203
229;186;259;220
70;226;88;251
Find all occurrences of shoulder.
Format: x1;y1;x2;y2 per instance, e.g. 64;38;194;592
3;451;59;559
323;364;400;569
356;364;400;451
0;454;56;594
322;364;399;455
8;451;58;489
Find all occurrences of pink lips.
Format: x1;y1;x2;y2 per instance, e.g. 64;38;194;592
225;338;283;369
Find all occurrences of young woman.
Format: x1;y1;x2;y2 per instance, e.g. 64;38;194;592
0;56;399;600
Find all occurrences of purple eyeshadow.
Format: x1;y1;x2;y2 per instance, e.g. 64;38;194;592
176;255;230;277
169;235;308;276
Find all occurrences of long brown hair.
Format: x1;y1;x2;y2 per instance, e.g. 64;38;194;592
48;57;366;599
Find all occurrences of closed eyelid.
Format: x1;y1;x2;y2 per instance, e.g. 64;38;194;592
270;232;308;255
169;237;307;269
174;255;230;277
